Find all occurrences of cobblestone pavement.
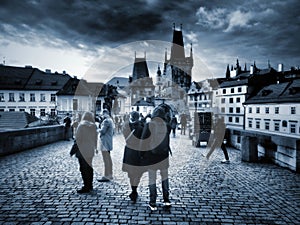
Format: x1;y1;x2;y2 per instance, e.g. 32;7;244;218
0;133;299;225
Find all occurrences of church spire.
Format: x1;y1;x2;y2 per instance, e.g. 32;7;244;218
226;64;230;79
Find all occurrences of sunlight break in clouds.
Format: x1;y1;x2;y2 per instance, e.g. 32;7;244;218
225;10;254;32
196;7;227;29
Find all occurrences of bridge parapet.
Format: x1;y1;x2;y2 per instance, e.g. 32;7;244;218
240;129;300;173
0;125;64;156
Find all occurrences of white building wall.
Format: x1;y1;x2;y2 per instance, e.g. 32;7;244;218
245;103;300;138
0;90;57;117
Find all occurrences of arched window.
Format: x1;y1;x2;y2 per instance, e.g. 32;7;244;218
282;120;287;127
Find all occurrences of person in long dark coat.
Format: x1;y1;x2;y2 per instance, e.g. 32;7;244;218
141;104;172;211
122;111;145;203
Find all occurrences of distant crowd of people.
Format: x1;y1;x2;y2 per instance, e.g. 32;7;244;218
67;106;229;211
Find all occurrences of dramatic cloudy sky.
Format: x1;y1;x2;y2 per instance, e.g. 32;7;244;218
0;0;299;82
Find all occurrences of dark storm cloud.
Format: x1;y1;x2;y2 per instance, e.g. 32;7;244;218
0;0;299;77
0;0;161;48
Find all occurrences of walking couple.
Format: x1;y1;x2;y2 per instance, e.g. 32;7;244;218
122;104;172;211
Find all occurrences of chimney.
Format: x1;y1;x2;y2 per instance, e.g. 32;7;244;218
278;63;284;72
250;65;254;75
63;70;66;75
45;69;51;73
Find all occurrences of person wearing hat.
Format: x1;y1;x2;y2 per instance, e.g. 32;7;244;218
98;109;114;182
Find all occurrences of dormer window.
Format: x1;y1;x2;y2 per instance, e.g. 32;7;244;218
262;89;272;96
35;79;42;85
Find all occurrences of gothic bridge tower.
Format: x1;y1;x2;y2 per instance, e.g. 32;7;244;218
163;23;193;93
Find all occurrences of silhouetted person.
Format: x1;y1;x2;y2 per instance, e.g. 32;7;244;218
63;113;72;140
73;111;97;193
180;114;187;135
141;104;172;211
206;116;230;163
122;111;145;203
170;115;178;138
98;109;114;182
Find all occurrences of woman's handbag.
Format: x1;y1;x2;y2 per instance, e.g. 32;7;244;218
70;140;79;157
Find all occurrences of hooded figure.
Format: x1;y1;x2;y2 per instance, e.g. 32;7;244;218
74;111;97;193
140;104;172;210
122;111;145;203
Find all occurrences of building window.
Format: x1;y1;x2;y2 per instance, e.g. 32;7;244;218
30;93;35;102
19;108;25;112
290;124;296;133
229;98;233;103
73;99;78;110
19;93;25;102
30;109;35;116
282;120;287;127
40;109;46;117
40;94;46;102
9;93;15;102
236;97;240;103
256;121;260;129
0;93;4;102
50;109;56;117
221;107;225;113
275;107;279;114
51;94;56;102
291;107;296;114
221;98;225;104
249;107;252;113
236;107;241;113
265;107;269;114
9;108;15;112
274;122;280;131
229;117;233;122
229;107;233;113
248;120;252;128
231;88;234;93
256;107;260;113
265;121;270;130
223;89;226;94
237;136;241;143
238;87;242;92
235;117;239;123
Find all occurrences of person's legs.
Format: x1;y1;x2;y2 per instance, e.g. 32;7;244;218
160;169;170;203
128;171;143;203
78;157;93;192
221;142;230;161
101;151;113;179
148;169;157;206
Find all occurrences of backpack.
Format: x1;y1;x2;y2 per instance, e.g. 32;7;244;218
148;118;171;156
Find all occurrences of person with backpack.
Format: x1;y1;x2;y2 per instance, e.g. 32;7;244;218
141;104;172;211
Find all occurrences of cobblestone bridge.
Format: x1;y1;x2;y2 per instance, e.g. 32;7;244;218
0;133;299;224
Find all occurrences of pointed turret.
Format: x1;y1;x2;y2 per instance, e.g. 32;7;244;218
157;65;161;77
131;53;150;82
170;23;185;60
226;64;230;79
